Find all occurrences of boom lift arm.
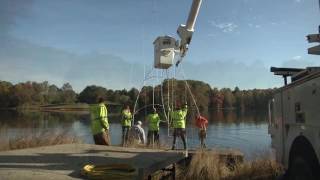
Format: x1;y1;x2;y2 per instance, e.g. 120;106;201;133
177;0;203;58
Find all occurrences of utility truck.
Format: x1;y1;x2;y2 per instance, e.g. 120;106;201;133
269;66;320;179
269;7;320;179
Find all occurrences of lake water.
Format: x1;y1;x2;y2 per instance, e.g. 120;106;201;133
0;110;271;158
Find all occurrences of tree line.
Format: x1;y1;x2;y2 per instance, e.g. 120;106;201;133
0;81;77;108
0;80;276;112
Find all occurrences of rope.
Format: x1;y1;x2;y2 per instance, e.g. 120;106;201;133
173;66;176;109
134;104;164;115
143;75;165;81
175;60;203;152
171;70;174;109
160;71;168;123
132;65;172;135
132;67;154;125
128;63;134;89
178;65;201;117
144;67;147;118
166;69;171;137
133;59;201;146
152;70;155;109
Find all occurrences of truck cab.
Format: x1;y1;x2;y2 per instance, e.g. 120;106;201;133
269;67;320;179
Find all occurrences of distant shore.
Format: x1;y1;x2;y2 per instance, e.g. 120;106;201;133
0;103;123;116
0;103;88;112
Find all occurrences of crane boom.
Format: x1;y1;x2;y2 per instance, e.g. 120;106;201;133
186;0;202;31
176;0;202;65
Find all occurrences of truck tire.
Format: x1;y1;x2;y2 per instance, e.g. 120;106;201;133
289;156;315;180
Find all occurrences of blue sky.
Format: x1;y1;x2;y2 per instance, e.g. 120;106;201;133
1;0;320;92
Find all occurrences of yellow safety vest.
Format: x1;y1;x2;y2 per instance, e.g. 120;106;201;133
89;103;109;135
147;113;161;131
170;105;187;129
122;109;132;127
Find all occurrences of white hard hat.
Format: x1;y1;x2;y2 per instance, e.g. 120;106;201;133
137;121;142;125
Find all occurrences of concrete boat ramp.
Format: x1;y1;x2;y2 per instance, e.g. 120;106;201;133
0;144;243;180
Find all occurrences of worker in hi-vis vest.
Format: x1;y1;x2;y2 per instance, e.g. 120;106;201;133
146;108;162;147
121;105;132;146
89;97;110;145
170;103;188;150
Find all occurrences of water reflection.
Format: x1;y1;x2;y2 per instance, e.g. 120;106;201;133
0;110;271;158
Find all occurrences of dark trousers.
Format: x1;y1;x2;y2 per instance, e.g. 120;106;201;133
172;128;187;150
122;126;130;146
147;130;160;146
199;129;207;148
93;130;110;145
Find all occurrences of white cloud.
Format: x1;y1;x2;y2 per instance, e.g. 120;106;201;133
282;58;316;68
209;20;238;33
248;23;262;28
292;55;302;60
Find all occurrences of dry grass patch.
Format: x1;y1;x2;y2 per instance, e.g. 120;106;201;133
0;129;82;151
178;150;284;180
226;158;284;180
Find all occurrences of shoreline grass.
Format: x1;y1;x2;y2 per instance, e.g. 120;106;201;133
177;150;284;180
0;129;82;151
